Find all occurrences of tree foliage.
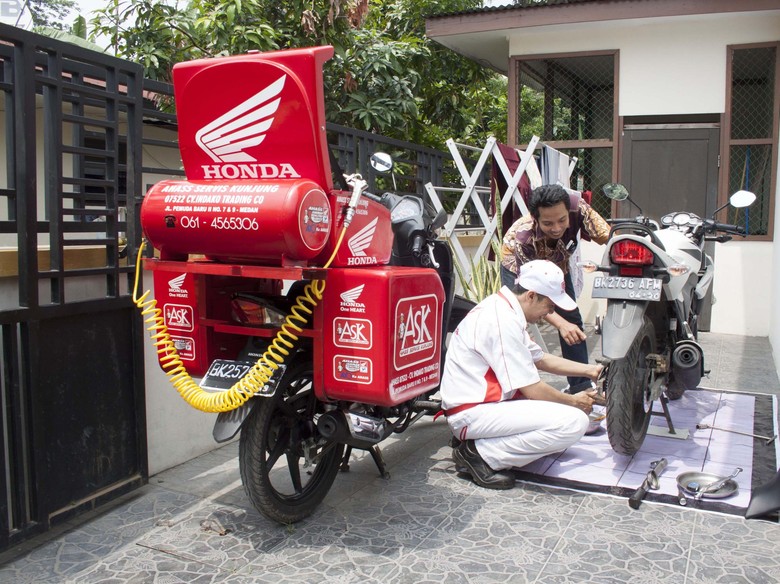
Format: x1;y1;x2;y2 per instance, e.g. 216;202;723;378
90;0;508;147
25;0;77;31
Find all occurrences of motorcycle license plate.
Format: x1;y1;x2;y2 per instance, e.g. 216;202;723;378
592;276;662;301
199;359;286;395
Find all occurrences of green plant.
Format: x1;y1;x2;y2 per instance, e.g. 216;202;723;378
449;190;505;303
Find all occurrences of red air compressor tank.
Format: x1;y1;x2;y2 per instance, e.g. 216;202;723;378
141;179;332;263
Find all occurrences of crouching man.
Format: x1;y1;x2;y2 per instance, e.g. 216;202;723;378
441;259;603;490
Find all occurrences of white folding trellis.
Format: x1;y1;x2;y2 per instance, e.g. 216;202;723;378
425;135;540;286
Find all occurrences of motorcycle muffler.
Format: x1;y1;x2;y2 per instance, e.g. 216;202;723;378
317;410;391;449
671;340;703;390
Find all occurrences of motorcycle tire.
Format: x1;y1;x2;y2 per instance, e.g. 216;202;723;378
239;360;344;524
605;318;656;456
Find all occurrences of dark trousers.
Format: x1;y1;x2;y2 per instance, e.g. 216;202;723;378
500;265;591;391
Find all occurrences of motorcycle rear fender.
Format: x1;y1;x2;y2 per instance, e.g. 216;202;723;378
601;300;650;360
213;400;255;443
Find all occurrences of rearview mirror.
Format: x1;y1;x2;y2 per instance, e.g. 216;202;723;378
602;183;629;201
369;152;393;174
729;190;756;209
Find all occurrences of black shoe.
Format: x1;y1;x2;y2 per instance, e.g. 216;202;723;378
452;440;514;490
449;436;462;449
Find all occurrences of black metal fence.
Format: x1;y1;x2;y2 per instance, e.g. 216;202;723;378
0;23;148;551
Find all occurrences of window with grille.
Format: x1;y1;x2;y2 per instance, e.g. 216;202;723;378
725;44;778;239
511;52;617;219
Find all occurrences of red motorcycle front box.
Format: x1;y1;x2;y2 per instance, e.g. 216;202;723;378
320;267;445;406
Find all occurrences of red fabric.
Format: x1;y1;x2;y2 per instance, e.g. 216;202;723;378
483;368;503;403
490;142;534;260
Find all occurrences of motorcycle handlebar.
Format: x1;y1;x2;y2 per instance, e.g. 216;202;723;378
362;191;383;204
411;233;425;257
714;222;742;233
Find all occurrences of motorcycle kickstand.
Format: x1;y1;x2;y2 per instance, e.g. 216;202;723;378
369;445;391;480
339;444;391;479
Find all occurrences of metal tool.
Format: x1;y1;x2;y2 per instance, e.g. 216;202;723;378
677;485;688;506
629;458;668;510
691;467;743;501
696;423;777;445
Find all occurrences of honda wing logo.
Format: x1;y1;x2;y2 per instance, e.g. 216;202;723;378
195;75;286;163
168;274;186;290
339;284;366;313
340;285;364;304
167;273;188;299
348;218;377;257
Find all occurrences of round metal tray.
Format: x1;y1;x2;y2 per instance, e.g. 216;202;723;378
676;471;739;499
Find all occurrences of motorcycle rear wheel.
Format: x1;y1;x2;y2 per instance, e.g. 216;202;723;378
239;361;344;524
606;319;656;455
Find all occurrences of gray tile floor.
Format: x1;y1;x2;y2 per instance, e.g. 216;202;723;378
1;331;780;583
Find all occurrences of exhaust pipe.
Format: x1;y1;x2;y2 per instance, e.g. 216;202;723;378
671;340;704;390
317;411;391;449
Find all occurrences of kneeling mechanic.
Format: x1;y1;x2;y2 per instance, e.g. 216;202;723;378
440;259;603;490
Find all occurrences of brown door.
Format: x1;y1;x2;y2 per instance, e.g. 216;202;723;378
620;125;720;219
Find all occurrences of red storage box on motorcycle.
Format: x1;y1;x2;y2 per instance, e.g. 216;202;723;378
321;267;445;406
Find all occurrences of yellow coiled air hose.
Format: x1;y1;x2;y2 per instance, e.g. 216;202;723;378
132;228;347;413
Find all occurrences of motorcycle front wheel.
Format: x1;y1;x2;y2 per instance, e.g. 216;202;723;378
605;319;656;455
239;361;344;524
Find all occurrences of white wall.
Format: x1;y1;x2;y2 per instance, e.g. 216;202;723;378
709;241;775;336
508;11;780;116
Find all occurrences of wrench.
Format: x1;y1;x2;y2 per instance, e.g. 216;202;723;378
696;423;777;445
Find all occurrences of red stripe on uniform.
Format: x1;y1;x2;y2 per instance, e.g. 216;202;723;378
484;368;502;403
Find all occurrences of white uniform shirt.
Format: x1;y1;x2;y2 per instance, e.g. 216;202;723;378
440;286;544;411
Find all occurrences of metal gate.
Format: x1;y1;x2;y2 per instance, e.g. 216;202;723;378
0;24;149;550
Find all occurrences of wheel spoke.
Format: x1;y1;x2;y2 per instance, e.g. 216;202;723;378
239;363;344;524
287;452;303;494
266;425;290;468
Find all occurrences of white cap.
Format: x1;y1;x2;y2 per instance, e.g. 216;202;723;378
515;260;576;311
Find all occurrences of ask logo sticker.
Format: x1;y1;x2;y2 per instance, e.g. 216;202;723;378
165;304;194;332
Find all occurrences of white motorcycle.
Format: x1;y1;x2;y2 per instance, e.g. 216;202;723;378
580;184;756;455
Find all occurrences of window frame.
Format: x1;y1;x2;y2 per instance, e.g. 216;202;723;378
508;49;619;217
721;41;779;241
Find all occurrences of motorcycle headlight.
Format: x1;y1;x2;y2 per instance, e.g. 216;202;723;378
390;197;423;223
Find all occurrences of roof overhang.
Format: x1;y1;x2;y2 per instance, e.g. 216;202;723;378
426;0;780;75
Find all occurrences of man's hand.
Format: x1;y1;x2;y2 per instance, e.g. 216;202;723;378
558;321;587;346
569;391;595;415
584;388;606;407
586;364;604;382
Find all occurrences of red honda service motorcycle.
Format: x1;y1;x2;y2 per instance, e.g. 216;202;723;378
137;46;473;523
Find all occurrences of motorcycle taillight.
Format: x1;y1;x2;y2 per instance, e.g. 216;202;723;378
610;240;654;266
